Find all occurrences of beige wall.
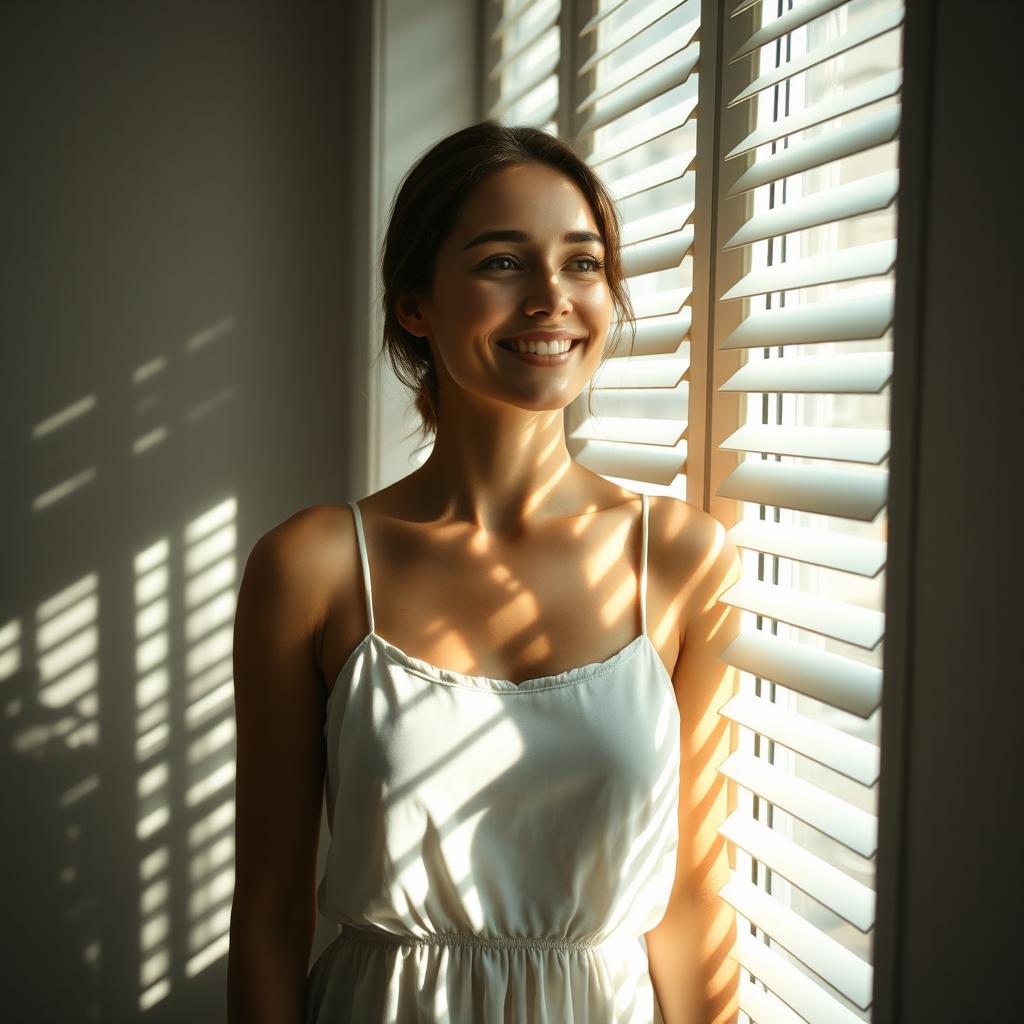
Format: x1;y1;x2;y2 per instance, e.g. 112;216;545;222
0;2;368;1019
368;0;481;494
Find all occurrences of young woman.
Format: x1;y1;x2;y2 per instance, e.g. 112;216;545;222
227;121;741;1024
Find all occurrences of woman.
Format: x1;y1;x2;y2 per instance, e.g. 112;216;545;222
227;121;741;1024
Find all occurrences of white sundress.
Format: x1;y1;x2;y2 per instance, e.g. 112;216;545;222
304;492;681;1023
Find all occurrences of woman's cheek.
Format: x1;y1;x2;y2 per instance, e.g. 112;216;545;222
467;286;514;325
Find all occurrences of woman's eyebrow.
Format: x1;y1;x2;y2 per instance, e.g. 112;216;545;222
461;229;604;250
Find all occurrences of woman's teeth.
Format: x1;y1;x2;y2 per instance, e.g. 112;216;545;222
501;338;575;355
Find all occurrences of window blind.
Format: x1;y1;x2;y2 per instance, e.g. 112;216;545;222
485;0;563;133
483;2;899;1018
566;0;698;496
485;0;697;498
708;1;902;1020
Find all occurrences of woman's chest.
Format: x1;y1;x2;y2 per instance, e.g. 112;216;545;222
321;500;681;693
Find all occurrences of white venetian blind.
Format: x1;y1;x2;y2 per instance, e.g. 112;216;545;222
483;6;902;1014
485;0;697;500
485;0;563;133
568;0;697;497
709;1;903;1020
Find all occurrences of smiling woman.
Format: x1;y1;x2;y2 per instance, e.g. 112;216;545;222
393;158;618;419
227;120;740;1024
378;121;637;447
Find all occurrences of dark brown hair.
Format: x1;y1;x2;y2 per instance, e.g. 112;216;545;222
378;119;636;446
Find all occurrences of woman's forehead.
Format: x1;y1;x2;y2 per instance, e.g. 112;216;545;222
454;165;600;239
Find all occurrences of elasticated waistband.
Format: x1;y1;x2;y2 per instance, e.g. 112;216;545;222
337;925;627;953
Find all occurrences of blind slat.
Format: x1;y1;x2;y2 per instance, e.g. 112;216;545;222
570;415;686;445
621;203;694;246
490;0;555;42
578;47;699;135
622;228;694;277
610;151;693;201
721;351;892;394
720;811;876;931
720;692;880;785
720;578;885;649
731;0;850;63
720;293;893;350
718;875;873;1009
716;459;889;521
725;69;902;161
592;353;689;390
724;170;899;251
580;0;696;75
730;6;905;107
721;239;897;300
720;630;882;718
629;287;690;319
568;438;686;485
589;385;688;421
579;0;631;36
488;48;560;117
728;518;887;576
489;14;559;78
718;751;878;857
623;311;692;356
732;931;867;1024
720;424;889;464
739;980;807;1024
578;30;694;115
726;105;901;197
589;94;698;166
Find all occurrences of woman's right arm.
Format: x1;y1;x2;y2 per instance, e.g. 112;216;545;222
227;512;330;1024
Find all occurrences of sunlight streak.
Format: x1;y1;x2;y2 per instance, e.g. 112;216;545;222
183;497;238;984
132;426;169;456
32;466;98;512
32;394;98;439
0;618;20;683
134;537;172;1009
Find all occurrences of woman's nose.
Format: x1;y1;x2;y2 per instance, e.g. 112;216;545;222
521;269;573;318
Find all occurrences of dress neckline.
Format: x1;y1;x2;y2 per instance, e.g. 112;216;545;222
329;493;665;707
325;630;673;717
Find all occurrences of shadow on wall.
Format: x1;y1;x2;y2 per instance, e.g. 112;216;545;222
0;3;360;1021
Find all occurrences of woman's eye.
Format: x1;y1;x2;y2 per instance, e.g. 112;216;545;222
480;255;519;271
479;254;605;273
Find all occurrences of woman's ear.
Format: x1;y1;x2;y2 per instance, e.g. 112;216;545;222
395;290;430;340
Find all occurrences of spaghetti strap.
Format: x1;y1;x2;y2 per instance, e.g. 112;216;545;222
348;501;375;634
640;492;649;638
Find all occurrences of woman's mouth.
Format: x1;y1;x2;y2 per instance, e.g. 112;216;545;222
496;337;585;367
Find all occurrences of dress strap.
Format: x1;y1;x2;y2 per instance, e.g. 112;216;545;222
640;492;649;637
348;501;375;634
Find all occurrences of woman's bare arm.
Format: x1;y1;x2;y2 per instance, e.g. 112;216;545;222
646;504;742;1024
227;511;331;1023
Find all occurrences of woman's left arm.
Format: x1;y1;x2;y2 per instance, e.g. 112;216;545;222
645;507;743;1024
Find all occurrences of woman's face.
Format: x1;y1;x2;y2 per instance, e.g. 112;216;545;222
399;161;615;414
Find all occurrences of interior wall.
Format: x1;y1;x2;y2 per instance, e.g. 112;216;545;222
0;2;367;1020
877;1;1019;1020
369;0;480;492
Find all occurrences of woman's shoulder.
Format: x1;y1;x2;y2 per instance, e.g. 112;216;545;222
243;504;359;612
250;503;355;561
648;493;736;581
